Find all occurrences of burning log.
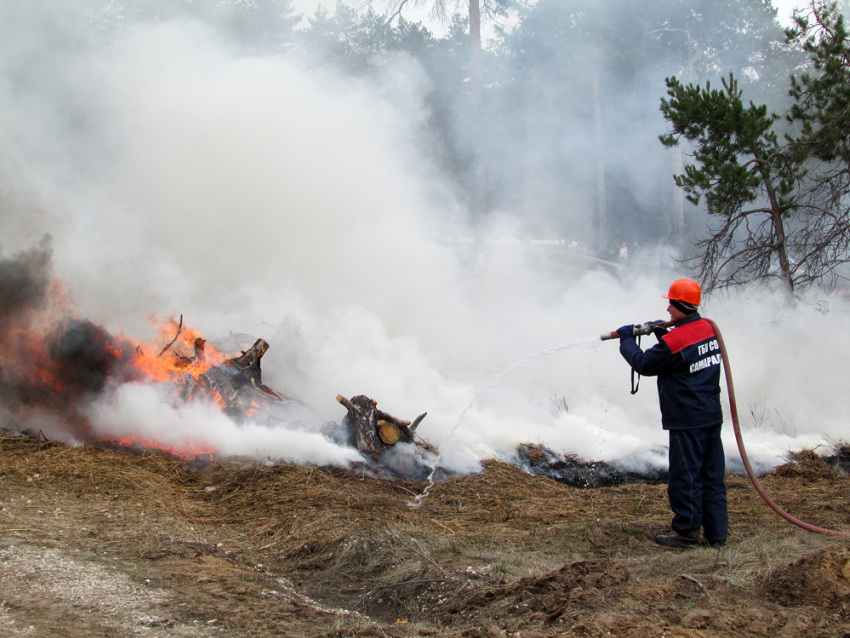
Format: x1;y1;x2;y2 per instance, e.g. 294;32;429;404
169;338;206;369
158;314;184;357
148;327;318;428
182;338;296;421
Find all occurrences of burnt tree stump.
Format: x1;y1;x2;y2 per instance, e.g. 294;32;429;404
337;394;383;455
336;394;431;457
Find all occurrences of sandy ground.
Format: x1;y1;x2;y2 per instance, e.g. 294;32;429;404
1;436;850;638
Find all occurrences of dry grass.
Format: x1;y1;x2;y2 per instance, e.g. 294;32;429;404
3;434;850;635
4;436;847;581
0;435;202;491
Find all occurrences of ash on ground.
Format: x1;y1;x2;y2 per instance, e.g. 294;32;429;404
514;443;668;488
824;443;850;474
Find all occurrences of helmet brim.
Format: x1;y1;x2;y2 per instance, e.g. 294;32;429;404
662;293;700;305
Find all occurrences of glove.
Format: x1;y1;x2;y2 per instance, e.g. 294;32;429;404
648;319;667;339
616;324;636;341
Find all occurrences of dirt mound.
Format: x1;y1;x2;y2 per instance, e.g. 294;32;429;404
445;559;630;624
764;547;850;610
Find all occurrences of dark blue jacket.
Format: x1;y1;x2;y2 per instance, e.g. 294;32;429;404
619;313;723;430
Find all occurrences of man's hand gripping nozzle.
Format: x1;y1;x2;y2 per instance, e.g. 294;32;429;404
600;320;671;341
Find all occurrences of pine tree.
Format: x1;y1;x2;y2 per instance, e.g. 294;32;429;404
659;1;850;294
660;73;798;292
787;1;850;164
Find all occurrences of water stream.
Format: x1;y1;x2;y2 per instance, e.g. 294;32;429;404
410;334;603;507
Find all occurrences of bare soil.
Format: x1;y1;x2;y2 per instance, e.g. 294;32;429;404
2;436;850;638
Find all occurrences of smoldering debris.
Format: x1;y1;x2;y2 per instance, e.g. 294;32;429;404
514;443;668;488
0;240;435;475
774;445;850;479
326;393;438;481
0;247;438;477
169;336;300;423
823;442;850;475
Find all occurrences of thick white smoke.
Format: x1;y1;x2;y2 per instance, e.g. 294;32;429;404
85;383;363;466
0;4;845;474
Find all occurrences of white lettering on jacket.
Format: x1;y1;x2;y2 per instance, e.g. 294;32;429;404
690;352;722;374
697;339;720;356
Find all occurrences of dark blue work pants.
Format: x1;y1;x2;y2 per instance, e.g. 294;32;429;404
668;425;728;542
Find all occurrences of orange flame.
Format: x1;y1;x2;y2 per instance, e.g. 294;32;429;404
130;317;226;383
100;317;229;457
101;436;216;462
4;310;231;460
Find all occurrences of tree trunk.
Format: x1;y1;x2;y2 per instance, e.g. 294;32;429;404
768;206;794;293
469;0;486;227
672;148;685;249
523;68;539;220
760;162;794;293
670;30;696;253
593;72;608;252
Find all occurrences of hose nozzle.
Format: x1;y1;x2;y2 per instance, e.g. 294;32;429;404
600;321;670;341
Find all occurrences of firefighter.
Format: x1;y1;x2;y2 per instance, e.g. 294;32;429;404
616;278;728;548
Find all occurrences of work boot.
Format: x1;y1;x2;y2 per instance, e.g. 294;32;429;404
654;528;700;549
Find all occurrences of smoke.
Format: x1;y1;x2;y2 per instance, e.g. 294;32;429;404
0;236;52;329
0;3;846;476
85;383;363;467
0;240;136;440
48;319;136;395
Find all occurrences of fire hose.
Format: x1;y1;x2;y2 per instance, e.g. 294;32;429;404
605;318;850;537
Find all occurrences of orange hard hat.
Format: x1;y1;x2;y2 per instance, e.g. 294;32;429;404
662;278;701;305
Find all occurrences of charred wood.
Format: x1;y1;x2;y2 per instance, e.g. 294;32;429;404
181;338;295;421
410;412;427;432
335;394;360;418
335;394;436;456
174;338;206;368
337;394;384;456
158;315;183;357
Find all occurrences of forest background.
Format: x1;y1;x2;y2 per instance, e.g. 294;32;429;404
30;0;833;265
